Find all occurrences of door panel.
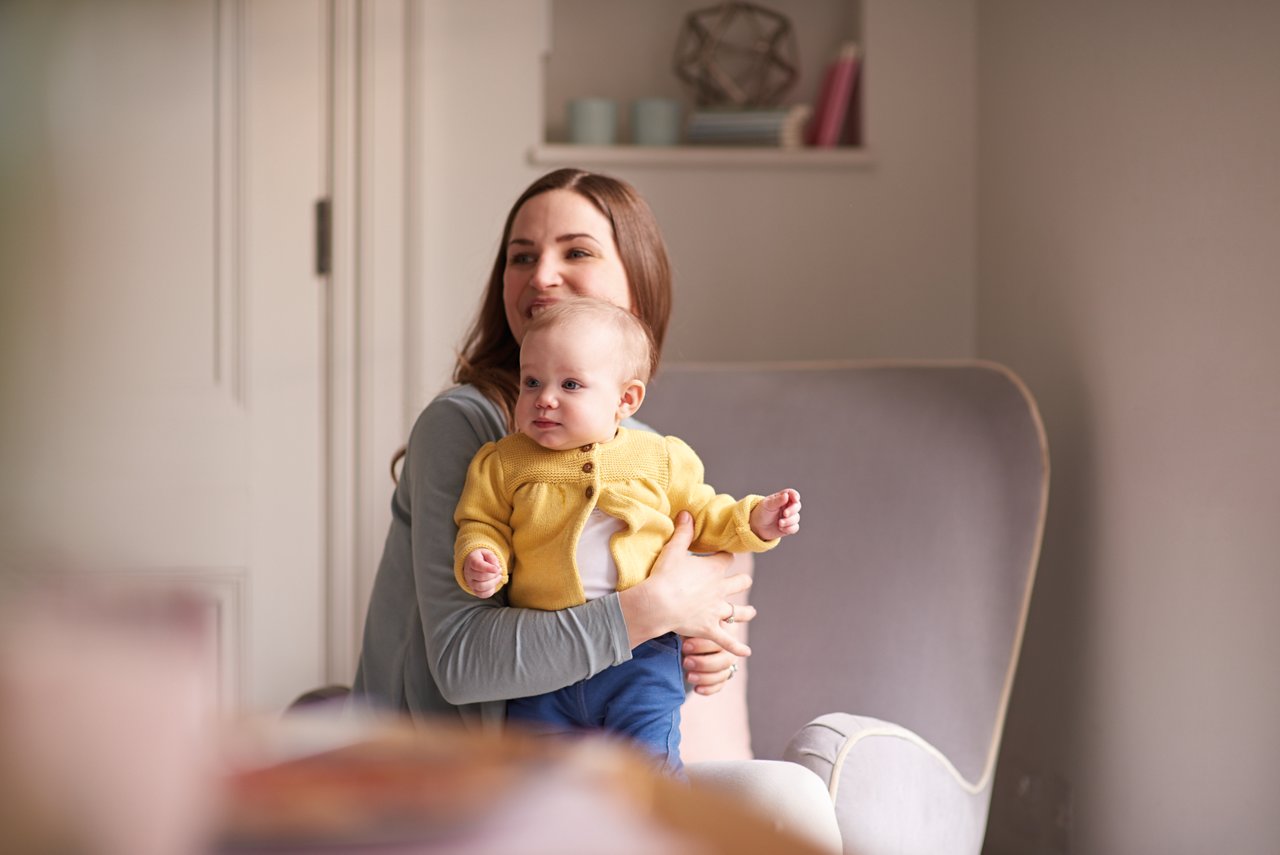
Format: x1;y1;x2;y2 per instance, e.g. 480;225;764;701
2;0;328;713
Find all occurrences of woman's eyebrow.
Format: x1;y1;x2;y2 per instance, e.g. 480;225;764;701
556;232;600;244
507;232;601;247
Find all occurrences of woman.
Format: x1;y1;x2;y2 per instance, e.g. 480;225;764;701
352;168;754;726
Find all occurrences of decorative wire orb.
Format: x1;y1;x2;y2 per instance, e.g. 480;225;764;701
673;1;799;108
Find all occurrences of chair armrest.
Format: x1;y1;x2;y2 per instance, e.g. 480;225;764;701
687;759;843;854
783;714;992;855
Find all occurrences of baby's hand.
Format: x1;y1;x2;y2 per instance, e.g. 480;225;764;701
463;548;505;598
750;489;802;541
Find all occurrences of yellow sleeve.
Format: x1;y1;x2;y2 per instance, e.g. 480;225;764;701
453;441;515;595
663;436;779;554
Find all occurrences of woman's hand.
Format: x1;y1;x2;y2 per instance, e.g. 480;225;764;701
618;511;756;655
681;636;741;696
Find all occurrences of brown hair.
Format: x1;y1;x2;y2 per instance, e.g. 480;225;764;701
454;168;672;427
523;296;657;384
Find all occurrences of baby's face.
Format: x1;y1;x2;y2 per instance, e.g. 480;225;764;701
515;324;632;451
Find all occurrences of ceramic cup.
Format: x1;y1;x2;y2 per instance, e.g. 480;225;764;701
567;97;618;145
631;98;682;146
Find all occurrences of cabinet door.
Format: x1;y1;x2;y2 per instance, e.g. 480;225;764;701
3;0;330;713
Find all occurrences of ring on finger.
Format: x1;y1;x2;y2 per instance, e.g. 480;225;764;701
724;602;736;625
728;662;738;680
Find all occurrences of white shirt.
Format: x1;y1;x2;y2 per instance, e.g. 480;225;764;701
575;509;625;600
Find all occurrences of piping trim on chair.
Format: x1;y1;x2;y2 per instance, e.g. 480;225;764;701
798;721;982;802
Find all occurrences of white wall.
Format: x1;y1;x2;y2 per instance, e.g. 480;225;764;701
612;0;978;365
407;1;552;411
407;0;977;413
977;2;1280;852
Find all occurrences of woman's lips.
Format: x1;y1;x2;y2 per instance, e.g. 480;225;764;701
527;299;556;318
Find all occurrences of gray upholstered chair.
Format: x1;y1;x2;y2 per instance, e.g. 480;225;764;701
642;361;1049;855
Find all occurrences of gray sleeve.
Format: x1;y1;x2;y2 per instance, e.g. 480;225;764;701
406;389;632;706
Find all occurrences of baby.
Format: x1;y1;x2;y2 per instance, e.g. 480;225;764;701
454;296;800;772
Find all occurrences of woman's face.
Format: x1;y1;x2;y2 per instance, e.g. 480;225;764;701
502;189;633;343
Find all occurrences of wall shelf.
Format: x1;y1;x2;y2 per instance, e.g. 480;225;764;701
528;144;874;170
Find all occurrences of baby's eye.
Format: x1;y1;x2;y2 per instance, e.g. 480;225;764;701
523;377;540;389
561;380;582;391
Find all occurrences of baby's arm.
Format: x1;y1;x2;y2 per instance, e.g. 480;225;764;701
454;442;514;597
749;489;802;541
665;436;795;552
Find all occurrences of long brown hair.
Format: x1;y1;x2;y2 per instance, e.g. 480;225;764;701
455;168;673;427
392;169;673;482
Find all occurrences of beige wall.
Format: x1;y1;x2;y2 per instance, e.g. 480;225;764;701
408;0;977;408
977;2;1280;852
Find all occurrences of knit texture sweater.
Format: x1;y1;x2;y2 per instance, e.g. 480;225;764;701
454;427;778;610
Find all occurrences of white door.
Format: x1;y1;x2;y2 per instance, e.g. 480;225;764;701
2;0;331;713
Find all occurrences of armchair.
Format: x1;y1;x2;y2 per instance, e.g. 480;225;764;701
643;361;1049;855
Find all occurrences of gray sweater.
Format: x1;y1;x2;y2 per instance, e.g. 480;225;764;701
352;385;633;729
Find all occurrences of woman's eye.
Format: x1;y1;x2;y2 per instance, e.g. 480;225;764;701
567;248;591;260
562;380;581;391
510;252;535;265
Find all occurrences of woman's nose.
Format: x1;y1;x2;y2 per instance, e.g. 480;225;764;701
530;257;562;289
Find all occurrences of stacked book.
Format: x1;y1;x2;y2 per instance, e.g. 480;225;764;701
684;104;813;148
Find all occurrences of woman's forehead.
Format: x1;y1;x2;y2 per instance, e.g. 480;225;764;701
510;189;611;238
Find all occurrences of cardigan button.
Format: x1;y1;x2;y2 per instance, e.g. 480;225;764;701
580;444;593;453
582;462;594;473
585;486;595;499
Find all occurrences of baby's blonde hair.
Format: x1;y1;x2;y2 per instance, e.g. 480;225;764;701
523;297;656;384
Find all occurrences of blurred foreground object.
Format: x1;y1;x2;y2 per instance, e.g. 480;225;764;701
0;574;221;855
216;711;830;854
0;570;825;855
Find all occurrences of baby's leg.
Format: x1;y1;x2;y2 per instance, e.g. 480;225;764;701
505;685;584;738
587;632;687;776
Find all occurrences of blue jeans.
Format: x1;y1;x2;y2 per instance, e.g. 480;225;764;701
506;632;685;774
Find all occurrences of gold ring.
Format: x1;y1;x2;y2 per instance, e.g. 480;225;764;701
725;602;736;624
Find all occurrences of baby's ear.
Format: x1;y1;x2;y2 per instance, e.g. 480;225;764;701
618;379;646;420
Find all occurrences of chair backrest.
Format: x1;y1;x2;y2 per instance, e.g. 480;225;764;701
641;361;1048;787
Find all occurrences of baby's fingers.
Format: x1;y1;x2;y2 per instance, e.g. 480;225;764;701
471;582;499;598
779;494;801;535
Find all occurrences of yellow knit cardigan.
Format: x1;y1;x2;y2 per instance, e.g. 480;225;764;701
454;427;777;610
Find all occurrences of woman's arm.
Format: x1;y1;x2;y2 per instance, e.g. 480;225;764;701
408;391;752;706
617;511;754;653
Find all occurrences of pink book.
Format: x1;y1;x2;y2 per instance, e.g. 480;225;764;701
805;42;861;148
